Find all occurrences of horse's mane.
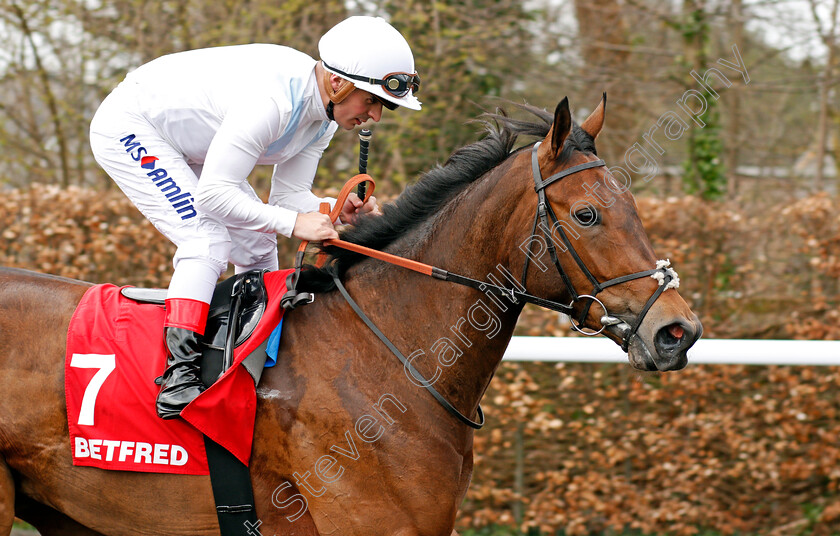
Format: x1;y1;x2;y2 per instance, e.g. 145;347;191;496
298;102;596;292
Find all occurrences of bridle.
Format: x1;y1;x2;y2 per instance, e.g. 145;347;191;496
522;141;678;352
280;143;680;428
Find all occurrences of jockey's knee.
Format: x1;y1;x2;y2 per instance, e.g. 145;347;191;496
173;242;230;273
234;254;278;274
174;221;232;271
230;231;279;273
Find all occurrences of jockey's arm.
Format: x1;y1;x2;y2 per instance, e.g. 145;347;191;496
194;96;331;239
267;142;337;222
268;138;379;226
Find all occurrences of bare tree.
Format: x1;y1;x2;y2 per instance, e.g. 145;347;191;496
573;0;637;162
807;0;840;192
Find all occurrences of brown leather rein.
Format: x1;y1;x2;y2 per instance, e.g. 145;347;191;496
281;174;584;317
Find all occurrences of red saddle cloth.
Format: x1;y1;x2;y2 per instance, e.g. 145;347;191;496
65;269;294;474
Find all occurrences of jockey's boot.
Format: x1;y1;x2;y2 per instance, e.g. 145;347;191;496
156;298;210;420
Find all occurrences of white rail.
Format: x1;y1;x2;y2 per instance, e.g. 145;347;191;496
503;337;840;366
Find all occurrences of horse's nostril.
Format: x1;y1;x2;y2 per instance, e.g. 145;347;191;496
655;322;688;353
650;321;697;372
667;324;684;340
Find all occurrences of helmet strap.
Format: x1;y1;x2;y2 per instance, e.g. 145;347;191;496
322;65;356;105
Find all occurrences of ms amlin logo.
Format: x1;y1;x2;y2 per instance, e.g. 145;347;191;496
119;134;197;220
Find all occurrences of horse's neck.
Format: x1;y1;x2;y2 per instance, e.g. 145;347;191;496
345;163;526;415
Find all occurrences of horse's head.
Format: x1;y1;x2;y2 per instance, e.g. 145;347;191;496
507;95;702;371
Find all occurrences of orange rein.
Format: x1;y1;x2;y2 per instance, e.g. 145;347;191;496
296;174;434;277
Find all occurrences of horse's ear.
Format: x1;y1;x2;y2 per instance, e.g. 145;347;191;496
542;97;572;158
580;92;607;139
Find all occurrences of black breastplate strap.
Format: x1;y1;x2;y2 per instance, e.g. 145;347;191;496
332;274;485;429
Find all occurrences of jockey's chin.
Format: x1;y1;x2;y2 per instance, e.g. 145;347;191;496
332;89;383;130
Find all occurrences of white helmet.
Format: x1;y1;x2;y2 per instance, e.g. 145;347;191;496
319;16;421;111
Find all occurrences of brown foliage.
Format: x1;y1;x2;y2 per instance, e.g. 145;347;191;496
5;182;840;342
634;194;840;340
0;184;302;286
4;186;840;533
463;362;840;535
0;184;173;286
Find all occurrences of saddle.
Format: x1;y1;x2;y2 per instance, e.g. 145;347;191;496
121;269;270;387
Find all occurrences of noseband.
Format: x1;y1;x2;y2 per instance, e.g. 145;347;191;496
522;141;678;351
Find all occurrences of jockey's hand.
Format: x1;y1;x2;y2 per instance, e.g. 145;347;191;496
340;192;381;225
292;212;339;242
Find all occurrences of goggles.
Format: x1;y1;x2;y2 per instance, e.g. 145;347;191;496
323;61;420;99
374;95;398;111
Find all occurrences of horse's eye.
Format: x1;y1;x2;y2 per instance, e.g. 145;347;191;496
573;206;600;226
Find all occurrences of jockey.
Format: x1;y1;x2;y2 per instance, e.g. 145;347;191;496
89;16;421;419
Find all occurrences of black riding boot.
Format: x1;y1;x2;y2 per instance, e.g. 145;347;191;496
155;326;206;419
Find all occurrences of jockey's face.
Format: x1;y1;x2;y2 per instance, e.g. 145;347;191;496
333;89;383;130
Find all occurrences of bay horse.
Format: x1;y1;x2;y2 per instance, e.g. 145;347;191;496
0;96;701;535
